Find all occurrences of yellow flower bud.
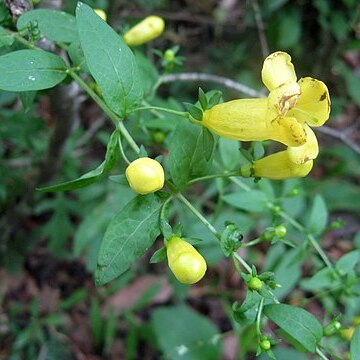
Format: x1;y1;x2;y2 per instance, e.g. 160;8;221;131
94;9;107;22
125;157;164;195
241;150;313;180
124;16;165;46
166;237;207;285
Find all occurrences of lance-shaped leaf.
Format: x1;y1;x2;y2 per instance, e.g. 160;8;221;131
0;50;67;92
95;193;166;286
38;130;119;192
76;2;143;117
168;120;217;189
264;304;323;353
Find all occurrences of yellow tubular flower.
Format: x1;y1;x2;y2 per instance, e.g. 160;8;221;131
202;99;307;147
124;16;165;46
166;237;207;285
202;51;330;152
125;157;164;195
241;150;313;180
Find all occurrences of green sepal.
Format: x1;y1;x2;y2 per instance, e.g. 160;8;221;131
150;247;167;263
160;219;173;240
198;87;208;110
184;102;203;121
139;145;148;158
220;222;243;256
207;90;223;109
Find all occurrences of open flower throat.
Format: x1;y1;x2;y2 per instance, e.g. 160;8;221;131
202;51;331;179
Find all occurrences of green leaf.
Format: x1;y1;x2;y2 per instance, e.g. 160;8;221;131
300;267;338;291
351;326;360;360
19;91;37;113
168;120;216;189
149;247;167;263
0;26;14;47
219;137;240;170
73;184;135;271
151;305;221;360
220;223;243;257
307;195;328;234
38;129;119;192
222;190;268;213
68;40;89;73
232;290;261;325
202;127;215;162
335;250;360;275
0;50;67;92
76;2;143;117
17;9;77;43
263;304;323;353
95;193;165;286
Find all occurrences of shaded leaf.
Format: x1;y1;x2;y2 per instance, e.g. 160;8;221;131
0;50;67;92
151;305;221;360
17;9;77;43
264;304;323;352
96;193;166;286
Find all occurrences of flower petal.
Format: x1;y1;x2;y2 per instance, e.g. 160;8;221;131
241;150;313;180
287;77;331;127
267;82;300;118
261;52;297;91
288;124;319;164
267;116;307;147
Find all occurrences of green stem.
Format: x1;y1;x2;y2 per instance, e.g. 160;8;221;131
188;171;240;184
8;30;36;49
67;69;140;155
242;238;262;248
117;133;131;165
231;253;242;275
279;210;334;270
256;297;264;336
232;252;253;274
127;106;189;118
316;347;330;360
176;192;221;240
228;175;334;271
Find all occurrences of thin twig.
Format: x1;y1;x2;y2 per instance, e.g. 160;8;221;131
75;115;107;148
315;125;360;155
159;72;265;98
250;0;269;58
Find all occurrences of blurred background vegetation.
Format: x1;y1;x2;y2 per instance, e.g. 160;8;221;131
0;0;360;359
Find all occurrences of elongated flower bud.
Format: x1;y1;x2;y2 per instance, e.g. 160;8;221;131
124;16;165;46
166;237;207;285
